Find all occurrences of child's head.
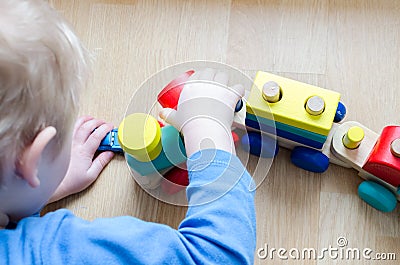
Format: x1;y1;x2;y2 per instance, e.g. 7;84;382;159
0;0;89;221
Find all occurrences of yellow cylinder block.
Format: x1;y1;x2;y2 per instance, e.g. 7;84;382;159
118;113;162;162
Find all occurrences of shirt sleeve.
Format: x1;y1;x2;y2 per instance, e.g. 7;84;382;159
0;149;256;265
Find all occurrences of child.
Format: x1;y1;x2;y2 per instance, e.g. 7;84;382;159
0;1;256;264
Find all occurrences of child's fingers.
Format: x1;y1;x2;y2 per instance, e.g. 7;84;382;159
231;84;245;98
87;151;114;180
198;68;216;81
188;70;200;81
73;116;93;136
75;118;106;143
214;71;228;86
85;123;114;154
159;108;179;129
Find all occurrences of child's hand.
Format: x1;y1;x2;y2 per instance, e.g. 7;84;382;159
48;116;115;203
160;68;244;157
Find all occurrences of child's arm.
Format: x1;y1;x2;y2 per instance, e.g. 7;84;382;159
48;116;115;203
1;150;255;264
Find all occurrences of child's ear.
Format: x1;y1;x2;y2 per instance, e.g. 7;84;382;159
16;126;57;188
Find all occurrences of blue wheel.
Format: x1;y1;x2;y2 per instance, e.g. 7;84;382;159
241;132;278;158
290;146;329;173
334;101;347;123
358;181;397;212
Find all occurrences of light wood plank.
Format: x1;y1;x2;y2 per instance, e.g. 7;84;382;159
228;0;328;73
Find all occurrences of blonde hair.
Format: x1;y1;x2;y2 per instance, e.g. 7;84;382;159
0;0;90;179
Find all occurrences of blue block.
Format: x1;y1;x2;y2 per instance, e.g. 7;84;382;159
245;118;325;149
241;132;279;158
358;181;397;212
290;146;329;173
126;125;186;176
246;113;327;144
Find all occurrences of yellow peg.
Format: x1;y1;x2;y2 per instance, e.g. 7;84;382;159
343;126;365;149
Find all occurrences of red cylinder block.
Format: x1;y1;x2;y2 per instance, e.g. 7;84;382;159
161;167;189;195
232;131;240;147
362;126;400;187
157;70;195;109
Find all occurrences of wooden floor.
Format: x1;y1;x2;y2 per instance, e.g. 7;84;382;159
45;1;400;264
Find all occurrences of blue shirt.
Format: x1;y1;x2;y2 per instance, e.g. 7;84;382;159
1;149;256;264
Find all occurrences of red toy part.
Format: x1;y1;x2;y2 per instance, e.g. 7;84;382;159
232;131;239;147
362;126;400;187
161;167;189;195
157;70;195;110
158;120;165;128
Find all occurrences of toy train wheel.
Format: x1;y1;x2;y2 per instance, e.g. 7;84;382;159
241;132;278;158
334;101;347;122
290;146;329;173
235;99;243;112
357;181;397;212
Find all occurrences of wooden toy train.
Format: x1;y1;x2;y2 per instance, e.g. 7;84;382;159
100;70;400;212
